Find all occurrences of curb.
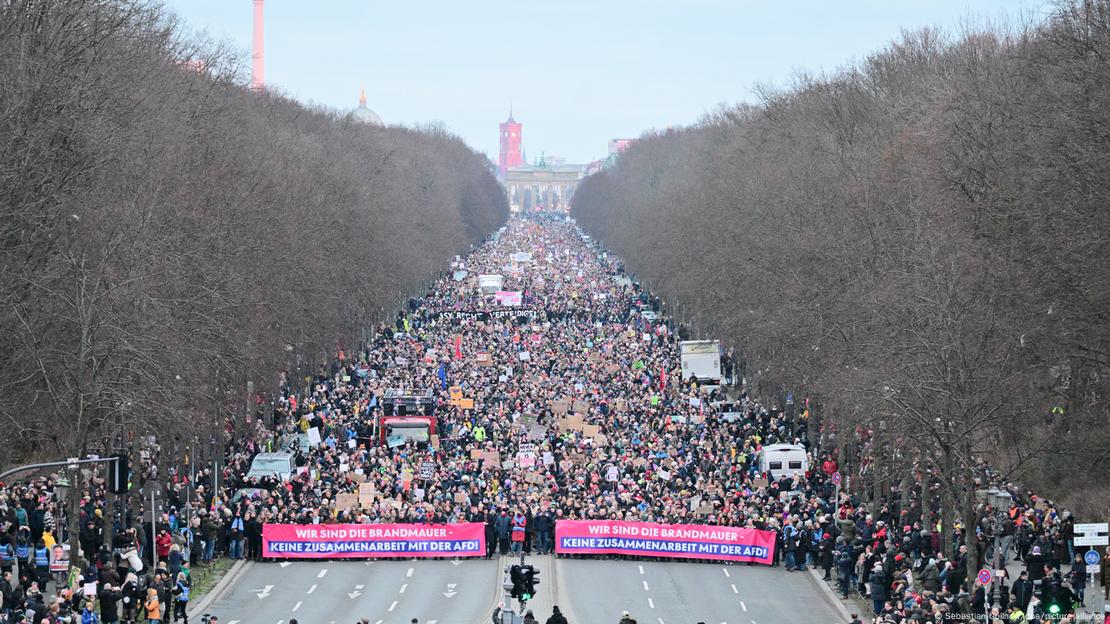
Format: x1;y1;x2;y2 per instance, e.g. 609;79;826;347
187;559;250;619
807;567;860;624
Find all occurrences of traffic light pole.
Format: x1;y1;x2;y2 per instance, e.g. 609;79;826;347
0;456;119;481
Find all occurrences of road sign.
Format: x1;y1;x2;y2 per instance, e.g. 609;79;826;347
977;568;992;585
1074;523;1109;546
831;472;842;486
1088;564;1100;574
1085;550;1101;566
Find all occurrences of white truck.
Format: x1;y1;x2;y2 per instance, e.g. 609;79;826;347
680;340;721;384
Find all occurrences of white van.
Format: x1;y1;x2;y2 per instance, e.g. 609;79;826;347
759;443;808;481
245;452;296;481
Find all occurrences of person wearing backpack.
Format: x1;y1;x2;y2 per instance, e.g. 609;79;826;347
171;572;190;623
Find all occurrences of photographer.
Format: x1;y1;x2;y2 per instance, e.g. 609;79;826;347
98;582;122;624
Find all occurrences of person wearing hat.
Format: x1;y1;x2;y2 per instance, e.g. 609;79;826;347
544;606;567;624
617;611;634;624
869;562;890;615
1025;545;1045;582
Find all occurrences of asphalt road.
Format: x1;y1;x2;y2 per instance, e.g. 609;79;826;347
557;558;845;624
202;557;497;624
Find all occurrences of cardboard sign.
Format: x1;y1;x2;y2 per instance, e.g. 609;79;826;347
572;400;590;414
358;493;375;508
595;434;608;446
449;386;464;402
751;478;770;489
336;493;358;510
470;449;484;459
359;482;375;496
526;472;545;485
475;352;493;367
551;399;571;415
454;492;469;504
482;450;501;465
430;434;440;450
582;424;601;438
307;427;322;446
349;471;367;483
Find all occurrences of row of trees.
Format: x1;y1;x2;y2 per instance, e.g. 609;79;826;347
0;0;506;543
574;0;1110;582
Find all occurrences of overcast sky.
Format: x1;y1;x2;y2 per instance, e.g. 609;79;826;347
164;0;1053;164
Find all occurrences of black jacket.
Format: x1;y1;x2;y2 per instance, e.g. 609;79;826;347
99;587;122;620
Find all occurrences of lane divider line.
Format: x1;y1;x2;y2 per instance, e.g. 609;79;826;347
643;580;650;591
292;601;302;612
722;567;730;577
648;597;655;609
388;600;398;612
731;583;738;594
400;583;408;593
317;569;328;578
307;584;316;594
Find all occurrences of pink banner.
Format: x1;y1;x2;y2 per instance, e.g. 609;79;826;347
263;523;485;559
555;520;776;564
495;290;522;306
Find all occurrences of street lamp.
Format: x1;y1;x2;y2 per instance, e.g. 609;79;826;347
986;488;1013;610
55;475;70;503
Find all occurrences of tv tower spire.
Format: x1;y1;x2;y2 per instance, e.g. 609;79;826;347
251;0;264;91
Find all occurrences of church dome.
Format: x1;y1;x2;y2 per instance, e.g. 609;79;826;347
349;87;383;126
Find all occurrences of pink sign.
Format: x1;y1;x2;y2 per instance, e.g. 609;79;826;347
263;523;485;559
495;291;522;306
555;520;776;564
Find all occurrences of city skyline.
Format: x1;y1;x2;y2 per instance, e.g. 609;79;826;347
167;0;1051;165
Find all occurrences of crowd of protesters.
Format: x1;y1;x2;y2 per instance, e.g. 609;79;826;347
0;214;1103;624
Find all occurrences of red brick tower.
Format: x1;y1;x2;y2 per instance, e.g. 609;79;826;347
499;110;523;176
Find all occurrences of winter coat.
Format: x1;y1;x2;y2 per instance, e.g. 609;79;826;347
919;563;941;592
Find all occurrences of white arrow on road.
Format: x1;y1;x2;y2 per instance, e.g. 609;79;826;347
254;585;273;599
451;558;462;566
279;562;292;568
443;582;458;598
348;583;365;599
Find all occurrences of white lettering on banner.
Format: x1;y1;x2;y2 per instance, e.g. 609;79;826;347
583;523;740;541
292;526;450;539
558;537;767;558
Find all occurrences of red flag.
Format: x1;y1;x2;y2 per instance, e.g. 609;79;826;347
454;335;463;359
660;366;667;390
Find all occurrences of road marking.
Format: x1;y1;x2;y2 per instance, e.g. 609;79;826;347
399;583;408;593
658;619;665;624
348;584;364;599
292;601;302;612
648;597;655;609
406;567;414;577
452;558;462;566
740;601;747;611
639;565;645;575
388;600;398;612
279;562;292;568
731;583;738;594
254;585;274;599
722;567;730;577
643;580;650;591
318;569;328;578
374;621;382;624
227;621;240;624
307;584;317;594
